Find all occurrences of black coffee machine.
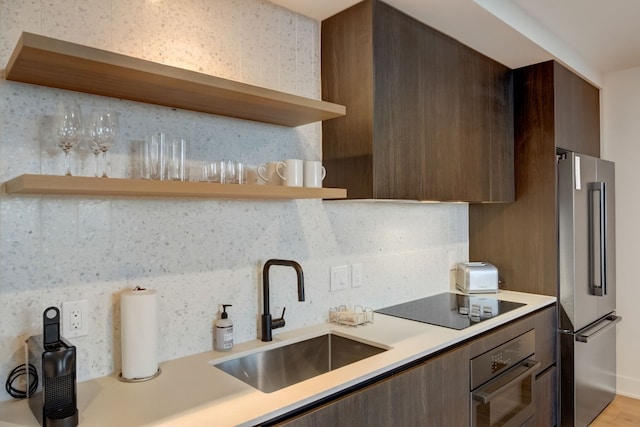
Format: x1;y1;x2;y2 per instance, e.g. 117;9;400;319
26;307;78;427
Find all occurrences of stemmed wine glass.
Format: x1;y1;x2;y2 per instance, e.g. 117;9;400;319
53;101;83;176
87;133;102;178
89;109;118;177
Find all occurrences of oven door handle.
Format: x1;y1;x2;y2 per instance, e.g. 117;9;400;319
472;359;540;404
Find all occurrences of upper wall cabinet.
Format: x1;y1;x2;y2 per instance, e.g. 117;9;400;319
320;0;514;202
4;32;345;127
469;60;601;296
546;61;600;157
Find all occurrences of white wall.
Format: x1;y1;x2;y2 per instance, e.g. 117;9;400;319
0;0;468;400
602;66;640;399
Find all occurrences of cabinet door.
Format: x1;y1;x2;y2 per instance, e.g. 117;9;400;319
553;62;600;157
273;345;470;427
321;0;375;199
322;0;513;202
373;1;513;202
372;0;432;200
534;304;557;372
535;366;557;427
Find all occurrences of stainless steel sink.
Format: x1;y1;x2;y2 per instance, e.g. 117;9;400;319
213;333;386;393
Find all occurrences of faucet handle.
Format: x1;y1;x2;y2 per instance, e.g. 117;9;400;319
272;307;286;330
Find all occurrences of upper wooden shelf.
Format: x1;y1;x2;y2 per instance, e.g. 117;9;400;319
3;174;347;200
3;32;346;127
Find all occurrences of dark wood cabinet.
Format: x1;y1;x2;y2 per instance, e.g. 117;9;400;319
266;305;556;427
553;64;601;156
469;61;600;296
535;366;558;427
272;344;470;427
321;0;514;202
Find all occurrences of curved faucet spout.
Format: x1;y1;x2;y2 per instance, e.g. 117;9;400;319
261;259;305;342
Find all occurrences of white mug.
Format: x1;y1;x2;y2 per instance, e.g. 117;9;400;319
304;161;326;188
257;161;285;186
277;159;304;187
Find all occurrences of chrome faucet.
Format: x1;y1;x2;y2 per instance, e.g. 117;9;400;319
261;259;305;342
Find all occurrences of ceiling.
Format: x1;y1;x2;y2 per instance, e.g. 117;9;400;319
269;0;640;87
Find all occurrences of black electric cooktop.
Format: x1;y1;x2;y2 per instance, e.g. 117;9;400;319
375;292;526;330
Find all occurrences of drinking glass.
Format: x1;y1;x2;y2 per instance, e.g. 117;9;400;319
53;101;83;176
87;137;102;178
209;161;225;183
149;132;168;180
89;109;118;177
225;160;244;184
169;138;188;181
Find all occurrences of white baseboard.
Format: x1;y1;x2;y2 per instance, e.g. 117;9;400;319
617;374;640;399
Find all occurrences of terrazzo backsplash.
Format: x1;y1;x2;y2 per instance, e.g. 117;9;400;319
0;0;468;400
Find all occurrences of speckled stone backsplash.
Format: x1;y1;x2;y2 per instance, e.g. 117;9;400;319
0;0;468;400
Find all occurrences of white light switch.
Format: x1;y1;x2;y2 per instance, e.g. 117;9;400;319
330;265;349;291
351;263;363;288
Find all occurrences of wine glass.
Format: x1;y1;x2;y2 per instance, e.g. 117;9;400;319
89;109;118;177
53;101;83;176
86;133;102;178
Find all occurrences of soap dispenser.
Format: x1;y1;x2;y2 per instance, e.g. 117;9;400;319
215;304;233;352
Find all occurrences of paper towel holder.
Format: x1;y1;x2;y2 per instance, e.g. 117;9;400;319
119;286;161;382
118;368;161;383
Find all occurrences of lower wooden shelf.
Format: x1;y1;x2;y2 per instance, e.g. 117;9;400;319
3;174;347;200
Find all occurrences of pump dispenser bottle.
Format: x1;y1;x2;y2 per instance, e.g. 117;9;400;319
215;304;233;351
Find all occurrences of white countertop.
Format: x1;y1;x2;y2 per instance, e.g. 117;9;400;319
0;291;555;427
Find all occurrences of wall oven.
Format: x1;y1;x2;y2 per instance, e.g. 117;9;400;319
470;330;539;427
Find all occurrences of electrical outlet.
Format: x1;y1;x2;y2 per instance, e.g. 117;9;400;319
330;265;349;291
62;299;89;338
351;263;363;288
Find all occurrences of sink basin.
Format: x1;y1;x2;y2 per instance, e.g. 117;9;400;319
213;333;387;393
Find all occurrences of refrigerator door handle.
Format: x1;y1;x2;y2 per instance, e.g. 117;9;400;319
576;315;621;343
589;181;607;296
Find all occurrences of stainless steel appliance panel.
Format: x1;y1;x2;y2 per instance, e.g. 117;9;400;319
595;158;616;319
558;153;616;332
558;151;619;426
560;314;620;426
471;360;538;427
470;330;539;427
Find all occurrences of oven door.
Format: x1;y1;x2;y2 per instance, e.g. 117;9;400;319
471;359;540;427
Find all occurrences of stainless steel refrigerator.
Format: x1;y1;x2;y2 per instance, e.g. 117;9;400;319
557;151;621;426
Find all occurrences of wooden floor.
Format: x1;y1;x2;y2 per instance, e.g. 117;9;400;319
590;395;640;426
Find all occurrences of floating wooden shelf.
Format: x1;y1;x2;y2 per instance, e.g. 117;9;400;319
3;32;346;127
3;174;347;200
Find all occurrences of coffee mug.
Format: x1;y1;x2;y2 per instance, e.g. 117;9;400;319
277;159;303;187
257;161;285;186
303;160;326;188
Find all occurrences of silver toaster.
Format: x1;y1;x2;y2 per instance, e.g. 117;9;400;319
456;262;499;294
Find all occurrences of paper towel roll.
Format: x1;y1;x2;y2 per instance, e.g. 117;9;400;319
120;287;158;380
